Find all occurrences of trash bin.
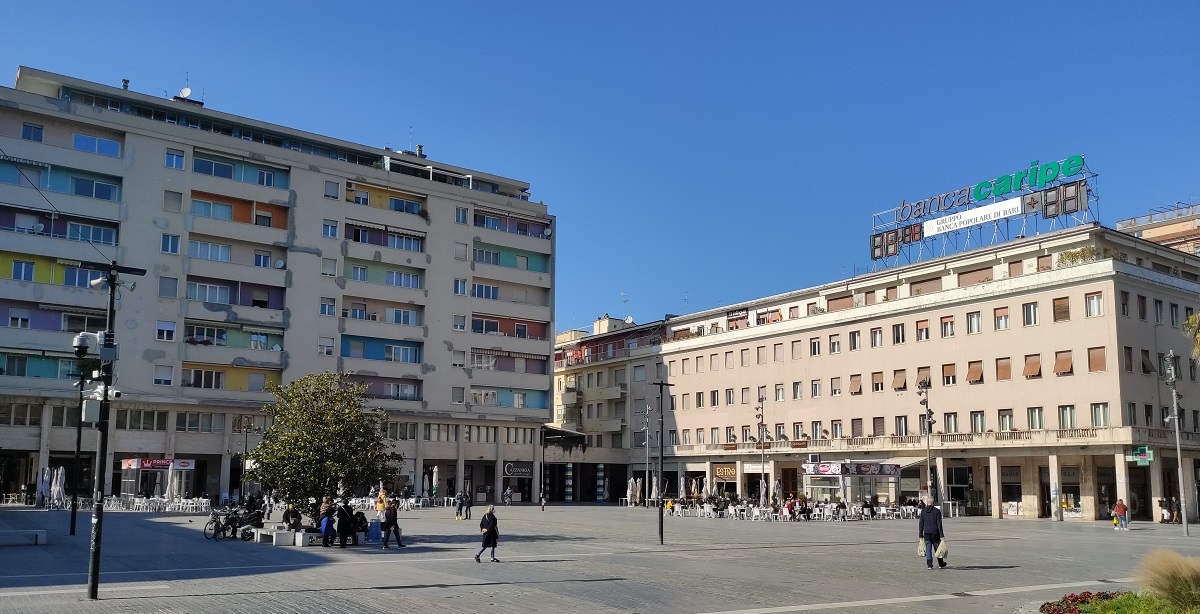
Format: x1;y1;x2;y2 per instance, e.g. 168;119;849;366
368;519;381;543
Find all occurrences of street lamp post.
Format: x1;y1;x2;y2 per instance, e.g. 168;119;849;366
641;407;653;507
755;395;768;504
917;379;935;502
652;381;673;545
1165;351;1190;536
236;415;261;504
69;365;89;536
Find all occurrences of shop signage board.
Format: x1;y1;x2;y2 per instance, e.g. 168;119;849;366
803;462;901;476
502;462;532;478
712;463;737;481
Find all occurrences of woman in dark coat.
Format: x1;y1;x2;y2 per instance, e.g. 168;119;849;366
320;502;336;547
917;496;946;569
475;505;500;563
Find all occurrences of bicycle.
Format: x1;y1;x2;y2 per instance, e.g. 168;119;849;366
203;509;228;540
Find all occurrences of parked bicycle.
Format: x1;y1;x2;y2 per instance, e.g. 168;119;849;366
203;508;229;540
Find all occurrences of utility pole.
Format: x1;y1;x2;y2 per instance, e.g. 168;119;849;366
70;366;88;536
917;379;935;502
1166;351;1190;536
652;381;673;545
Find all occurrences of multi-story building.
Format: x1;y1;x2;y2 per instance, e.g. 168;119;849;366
0;67;554;504
557;224;1200;522
1117;202;1200;254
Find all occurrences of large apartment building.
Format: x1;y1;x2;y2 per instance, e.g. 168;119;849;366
0;67;554;504
555;224;1200;522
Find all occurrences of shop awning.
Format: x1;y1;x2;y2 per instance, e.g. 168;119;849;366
1023;355;1041;378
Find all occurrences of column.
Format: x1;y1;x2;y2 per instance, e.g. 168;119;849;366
165;410;178;459
413;422;424;496
1049;453;1061;521
1114;452;1130;514
532;430;542;504
989;455;1002;519
735;459;745;498
1079;455;1095;520
37;402;52;473
494;438;503;504
934;456;947;503
1150;450;1164;523
454;434;465;500
1184;456;1198;523
564;462;574;503
218;452;231;505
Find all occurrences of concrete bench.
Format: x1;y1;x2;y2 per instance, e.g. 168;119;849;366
0;529;48;545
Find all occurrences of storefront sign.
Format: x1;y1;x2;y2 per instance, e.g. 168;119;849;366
121;458;175;470
712;463;737;481
171;459;196;470
726;309;747;318
803;462;901;476
790;440;809;448
1000;466;1022;483
502;462;532;478
923;197;1023;237
901;477;921;491
1061;466;1081;483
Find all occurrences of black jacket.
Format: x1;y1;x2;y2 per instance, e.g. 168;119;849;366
918;505;944;538
336;504;354;534
383;507;397;528
479;512;499;547
282;508;302;529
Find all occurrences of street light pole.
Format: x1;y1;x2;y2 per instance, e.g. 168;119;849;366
1166;351;1190;536
540;425;546;511
917;379;935;502
70;365;87;536
756;395;767;504
652;381;673;545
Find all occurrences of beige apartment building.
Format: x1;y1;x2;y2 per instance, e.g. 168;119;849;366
556;224;1200;521
0;67;554;504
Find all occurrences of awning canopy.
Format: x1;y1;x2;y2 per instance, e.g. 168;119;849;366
848;375;862;394
1023;355;1042;378
966;362;984;383
1053;352;1073;375
892;370;906;390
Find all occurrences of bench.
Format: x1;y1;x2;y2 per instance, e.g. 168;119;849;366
251;528;297;546
0;529;48;545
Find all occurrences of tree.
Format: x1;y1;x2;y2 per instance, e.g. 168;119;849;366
1186;312;1200;361
245;372;403;522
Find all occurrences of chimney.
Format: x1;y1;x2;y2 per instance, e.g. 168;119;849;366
121;79;129;90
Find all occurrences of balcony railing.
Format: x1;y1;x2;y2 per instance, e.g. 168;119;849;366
364;392;422;402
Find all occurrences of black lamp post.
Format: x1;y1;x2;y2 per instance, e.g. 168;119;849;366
652;381;673;545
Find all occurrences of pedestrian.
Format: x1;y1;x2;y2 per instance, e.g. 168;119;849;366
1112;499;1128;531
376;489;388;522
475;504;500;563
1160;499;1172;524
455;491;464;521
282;504;303;531
1172;497;1182;524
463;489;473;520
336;497;355;548
320;502;336;547
918;496;946;569
381;499;406;549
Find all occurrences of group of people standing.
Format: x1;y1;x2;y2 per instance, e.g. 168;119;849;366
315;496;378;548
454;490;474;520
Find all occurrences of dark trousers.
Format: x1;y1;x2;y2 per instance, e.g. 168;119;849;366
463;506;471;519
923;533;944;567
382;524;402;547
339;531;354;547
322;531;334;547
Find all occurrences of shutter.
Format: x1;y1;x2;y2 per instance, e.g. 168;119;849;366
940;315;953;325
826;295;853;312
1053;297;1070;322
917;320;929;332
892;370;906;390
967;362;984;383
1088;347;1106;372
942;364;956;379
872;372;883;389
996;358;1012;380
851;419;863;437
873;417;885;436
995;306;1009;318
1037;254;1053;270
917;367;931;386
1054;351;1073;375
848;375;862;394
911;277;943;295
957;267;993;287
1023;355;1041;378
1008;261;1023;278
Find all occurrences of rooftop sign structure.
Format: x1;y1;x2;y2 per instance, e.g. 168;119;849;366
869;155;1098;269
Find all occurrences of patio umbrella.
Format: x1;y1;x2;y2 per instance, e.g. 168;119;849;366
635;477;642;504
651;476;659;501
432;466;439;497
421;474;429;498
602;477;610;501
38;467;51;506
758;478;767;508
626;477;634;505
775;479;783;503
51;467;64;505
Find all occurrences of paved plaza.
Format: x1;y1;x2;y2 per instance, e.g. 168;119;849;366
0;503;1196;613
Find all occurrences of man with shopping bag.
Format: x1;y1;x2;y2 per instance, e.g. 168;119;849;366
917;496;947;569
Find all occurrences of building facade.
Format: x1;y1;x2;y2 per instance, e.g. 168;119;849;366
557;224;1200;521
0;67;554;504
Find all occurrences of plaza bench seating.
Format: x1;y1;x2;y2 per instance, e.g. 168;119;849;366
0;529;48;545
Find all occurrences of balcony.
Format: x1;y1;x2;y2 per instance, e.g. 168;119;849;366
341;315;423;339
344;279;426;304
0;135;128;179
467;368;549;392
188;258;286;288
0;183;121;221
471;296;551;322
471;261;551;288
597;418;625;432
582;384;625;402
178;386;274;407
554;347;632;370
471;330;550;355
559;389;579;405
188;172;289;206
344;240;426;265
2;327;76;353
0;279;108;311
0;225;119;263
182;342;284;369
184;301;285;327
340;356;423;378
191;215;287;246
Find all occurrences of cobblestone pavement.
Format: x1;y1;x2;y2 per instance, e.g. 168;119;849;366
1;504;1195;613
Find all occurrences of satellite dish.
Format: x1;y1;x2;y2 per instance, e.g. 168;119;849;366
624;316;634;324
274;260;286;269
179;87;192;98
31;223;44;233
542;227;552;237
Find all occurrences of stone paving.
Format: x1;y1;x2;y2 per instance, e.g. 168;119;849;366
1;503;1197;613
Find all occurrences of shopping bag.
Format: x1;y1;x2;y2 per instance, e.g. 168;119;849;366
1113;516;1119;526
917;538;926;557
935;539;948;559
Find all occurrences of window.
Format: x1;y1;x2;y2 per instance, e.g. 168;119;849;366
725;389;734;405
455;207;468;224
323;180;339;199
1023;354;1042;378
942;363;956;385
1141;349;1155;374
181;368;225;389
1120;291;1129;317
1154;299;1163;324
193;157;234;179
1028;407;1046;430
998;409;1014;431
870;327;883;347
1137;295;1147;320
966;311;982;334
5;355;27;377
352;190;368;205
190;199;233;220
389;197;421;215
153;365;173;386
995;357;1012;381
470;283;498;298
939;317;954;338
188;240;231;262
186;282;230;303
966;360;983;384
915;320;929;341
175;411;225;433
1052;297;1070;322
73;134;121;157
388;234;423;252
755;346;766;364
895;415;909;436
1091;403;1109;427
850;419;863;437
774;343;784;361
156;320;176;341
1171;303;1180;327
892;323;905;344
257;170;274;187
318;337;334;356
386;345;420;363
633;365;646;382
452;387;465;404
473;249;500;265
741;387;751;404
453;279;468;295
71;178;118;200
67;222;117;245
793;422;804;439
319;297;335;317
994;307;1009;330
710;354;719;371
848;330;861;350
812;421;824;439
21;123;43;142
1059;405;1077;429
161;233;180;254
1088;347;1106;372
1022;302;1039;326
164;190;182;211
454;243;468;260
872;372;884;392
792;381;803;400
810;380;821;398
970;411;985;433
1085;293;1102;317
830;377;842;396
1054;350;1073;376
1192;359;1197;382
809;338;820;356
9;308;29;328
63;266;104;288
831;421;843;438
828;336;840;354
159;276;178;298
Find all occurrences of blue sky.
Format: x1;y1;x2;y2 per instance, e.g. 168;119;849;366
6;2;1198;333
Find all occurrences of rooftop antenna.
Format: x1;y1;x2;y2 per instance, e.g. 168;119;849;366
408;126;413;152
684;292;689;309
178;70;191;99
620;291;629;315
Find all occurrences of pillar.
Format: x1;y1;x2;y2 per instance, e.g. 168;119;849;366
565;462;574;503
37;402;52;474
532;430;543;504
934;456;947;503
454;434;465;499
596;463;605;502
1184;455;1198;523
1049;453;1062;521
1021;456;1038;518
735;459;745;498
493;440;503;504
1079;455;1096;520
705;460;713;498
218;452;231;505
1150;450;1164;523
989;455;1002;519
1114;452;1130;514
413;422;424;496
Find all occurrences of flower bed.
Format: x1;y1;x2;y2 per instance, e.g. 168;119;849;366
1039;591;1126;614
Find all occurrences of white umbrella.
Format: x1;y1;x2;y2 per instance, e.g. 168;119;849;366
432;466;439;498
55;467;66;505
635;477;643;504
651;476;660;501
421;474;429;498
38;468;51;506
626;477;634;505
602;477;610;502
774;479;783;503
758;478;767;508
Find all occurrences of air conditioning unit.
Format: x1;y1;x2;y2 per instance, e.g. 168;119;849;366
341;308;349;317
618;383;628;392
368;312;378;321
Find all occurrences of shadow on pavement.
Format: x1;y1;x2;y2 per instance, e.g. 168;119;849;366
100;576;629;600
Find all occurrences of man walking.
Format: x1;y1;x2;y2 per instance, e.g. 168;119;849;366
918;496;946;569
381;499;405;549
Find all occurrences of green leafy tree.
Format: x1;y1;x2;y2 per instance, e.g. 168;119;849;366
245;372;403;522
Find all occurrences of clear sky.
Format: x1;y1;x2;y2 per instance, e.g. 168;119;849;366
6;2;1197;333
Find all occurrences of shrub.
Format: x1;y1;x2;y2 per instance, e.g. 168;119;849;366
1138;549;1200;610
